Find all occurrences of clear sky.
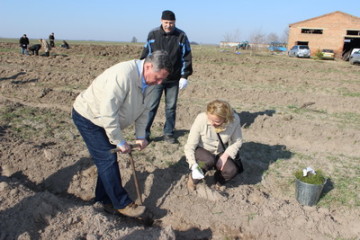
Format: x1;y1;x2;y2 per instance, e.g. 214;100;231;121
1;0;360;44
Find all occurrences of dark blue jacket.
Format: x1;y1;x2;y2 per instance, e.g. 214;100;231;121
140;26;193;82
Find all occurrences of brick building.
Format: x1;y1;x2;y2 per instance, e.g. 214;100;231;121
288;11;360;58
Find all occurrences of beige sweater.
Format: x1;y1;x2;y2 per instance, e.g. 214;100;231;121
184;112;243;168
41;39;50;52
73;59;154;146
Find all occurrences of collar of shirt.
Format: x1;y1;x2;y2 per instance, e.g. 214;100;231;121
207;120;228;133
137;59;148;93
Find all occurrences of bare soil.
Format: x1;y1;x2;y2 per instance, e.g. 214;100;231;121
1;42;360;240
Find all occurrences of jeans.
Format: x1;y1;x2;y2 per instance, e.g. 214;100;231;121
145;81;179;138
20;47;29;55
72;108;132;209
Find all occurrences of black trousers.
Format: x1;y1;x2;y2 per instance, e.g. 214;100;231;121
194;147;238;184
31;50;39;55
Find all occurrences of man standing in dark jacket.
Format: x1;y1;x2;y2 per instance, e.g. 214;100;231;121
49;33;55;48
140;10;193;144
19;34;29;55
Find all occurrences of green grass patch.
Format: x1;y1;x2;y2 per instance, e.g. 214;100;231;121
331;112;360;129
287;104;326;113
0;104;72;141
338;87;360;97
294;169;326;185
263;151;360;208
0;47;17;53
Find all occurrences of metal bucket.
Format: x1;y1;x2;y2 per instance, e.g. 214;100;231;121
295;179;325;206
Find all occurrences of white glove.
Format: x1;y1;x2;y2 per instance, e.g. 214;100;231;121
179;78;188;90
303;167;316;176
191;163;204;180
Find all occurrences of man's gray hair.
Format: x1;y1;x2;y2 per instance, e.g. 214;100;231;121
144;50;173;73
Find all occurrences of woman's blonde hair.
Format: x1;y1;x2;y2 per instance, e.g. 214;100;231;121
206;99;234;123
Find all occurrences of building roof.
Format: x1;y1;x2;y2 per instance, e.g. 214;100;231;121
289;11;360;27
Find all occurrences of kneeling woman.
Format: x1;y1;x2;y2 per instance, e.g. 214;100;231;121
184;99;243;190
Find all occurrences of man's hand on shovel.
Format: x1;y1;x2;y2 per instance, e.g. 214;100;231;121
135;138;149;150
110;139;148;154
110;143;143;154
116;142;132;154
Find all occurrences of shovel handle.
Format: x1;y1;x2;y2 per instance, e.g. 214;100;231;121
109;144;141;153
128;152;143;205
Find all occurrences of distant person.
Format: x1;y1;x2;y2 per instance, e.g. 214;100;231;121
184;100;243;190
28;44;41;56
140;10;193;144
72;50;172;218
49;32;55;48
19;34;29;55
60;40;70;49
40;39;51;56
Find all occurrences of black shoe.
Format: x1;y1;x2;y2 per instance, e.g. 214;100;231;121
163;135;176;144
214;170;226;185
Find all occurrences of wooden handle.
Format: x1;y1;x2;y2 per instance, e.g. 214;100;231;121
109;144;141;153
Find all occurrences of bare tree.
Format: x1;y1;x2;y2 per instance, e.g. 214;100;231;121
250;31;266;44
223;29;241;42
131;36;137;43
280;27;289;44
223;32;232;42
267;32;279;43
249;30;266;54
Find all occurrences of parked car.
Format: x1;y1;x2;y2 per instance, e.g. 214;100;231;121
268;41;287;52
288;45;311;58
349;50;360;65
321;49;335;60
350;48;360;56
343;48;360;61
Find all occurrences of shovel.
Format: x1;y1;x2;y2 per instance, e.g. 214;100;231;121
111;144;154;226
128;150;143;205
110;144;143;204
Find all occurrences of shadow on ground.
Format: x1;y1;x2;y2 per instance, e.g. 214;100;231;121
238;110;275;128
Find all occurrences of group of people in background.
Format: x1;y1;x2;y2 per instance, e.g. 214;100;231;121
19;32;70;56
72;10;243;219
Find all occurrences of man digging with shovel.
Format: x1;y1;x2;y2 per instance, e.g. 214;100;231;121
72;50;172;218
